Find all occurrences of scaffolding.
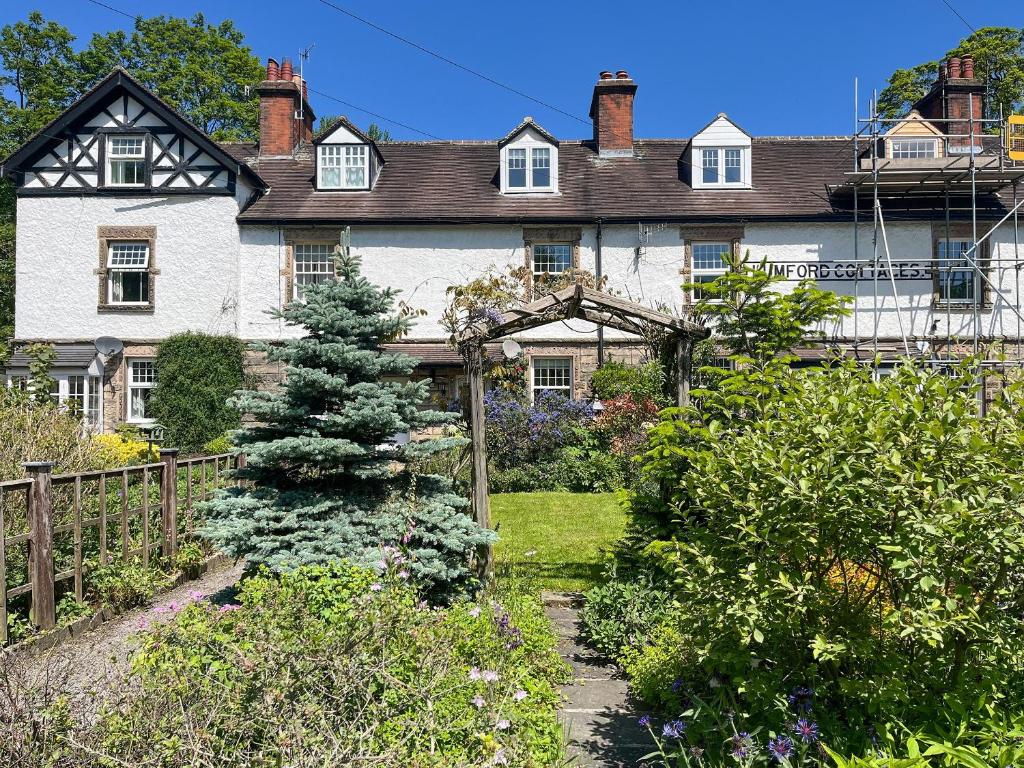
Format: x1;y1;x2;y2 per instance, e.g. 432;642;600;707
825;82;1024;391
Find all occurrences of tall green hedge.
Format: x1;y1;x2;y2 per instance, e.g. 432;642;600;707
149;332;246;453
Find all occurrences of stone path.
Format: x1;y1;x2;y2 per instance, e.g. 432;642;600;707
5;559;244;724
544;594;651;767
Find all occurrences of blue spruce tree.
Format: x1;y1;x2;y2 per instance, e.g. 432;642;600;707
201;250;493;597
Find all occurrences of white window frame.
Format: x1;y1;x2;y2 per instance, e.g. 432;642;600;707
937;238;976;305
501;136;558;194
890;138;938;159
126;358;156;424
7;372;103;431
690;242;731;303
293;243;337;300
105;134;146;187
698;147;747;187
532;243;573;278
531;356;572;401
317;144;369;190
106;241;151;306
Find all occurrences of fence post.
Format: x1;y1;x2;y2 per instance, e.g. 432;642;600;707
160;449;179;559
23;461;55;631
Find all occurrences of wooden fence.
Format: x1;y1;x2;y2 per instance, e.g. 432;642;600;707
0;450;244;644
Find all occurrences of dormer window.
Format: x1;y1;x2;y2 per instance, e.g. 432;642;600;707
891;138;938;159
689;113;753;190
318;144;368;189
700;148;745;186
106;135;146;186
499;117;559;195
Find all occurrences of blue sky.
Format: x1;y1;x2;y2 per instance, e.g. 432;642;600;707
3;0;1018;141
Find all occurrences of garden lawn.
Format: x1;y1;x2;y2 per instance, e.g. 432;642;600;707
491;492;626;592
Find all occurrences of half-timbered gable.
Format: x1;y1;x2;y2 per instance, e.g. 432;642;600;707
2;68;261;196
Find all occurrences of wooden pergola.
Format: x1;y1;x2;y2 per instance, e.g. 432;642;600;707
457;283;709;579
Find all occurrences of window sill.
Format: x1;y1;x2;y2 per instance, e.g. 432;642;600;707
931;302;994;313
97;304;155;313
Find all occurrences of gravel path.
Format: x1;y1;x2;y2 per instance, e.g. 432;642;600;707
5;559;244;723
545;595;650;767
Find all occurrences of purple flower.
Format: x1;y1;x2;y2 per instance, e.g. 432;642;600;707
187;590;205;601
482;670;499;683
217;603;241;614
794;718;820;744
670;678;684;693
493;748;508;766
731;733;755;760
767;735;795;762
469;667;483;681
513;689;528;701
398;570;410;580
787;687;814;713
370;583;383;592
469;606;482;618
662;720;686;739
638;714;651;728
472;694;486;709
496;719;510;730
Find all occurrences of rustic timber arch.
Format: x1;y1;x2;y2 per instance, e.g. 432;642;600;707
458;283;710;578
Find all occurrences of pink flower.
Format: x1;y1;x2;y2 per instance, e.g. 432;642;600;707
399;570;410;580
493;749;508;765
513;690;528;701
472;694;486;708
496;719;510;730
370;583;383;592
482;670;499;684
187;590;204;601
469;667;483;681
217;604;241;614
469;606;481;618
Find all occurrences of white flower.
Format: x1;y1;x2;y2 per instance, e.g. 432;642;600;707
496;719;510;730
472;694;486;708
469;667;483;681
469;606;482;618
482;670;499;683
523;550;537;558
513;689;528;701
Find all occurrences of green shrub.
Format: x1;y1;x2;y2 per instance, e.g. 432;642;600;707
201;433;233;454
173;540;205;578
81;564;569;766
579;573;671;658
591;359;665;405
550;447;625;492
148;332;247;453
87;559;170;611
0;391;99;481
631;359;1024;753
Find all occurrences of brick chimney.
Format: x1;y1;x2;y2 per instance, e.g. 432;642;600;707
258;56;316;157
914;54;984;154
590;70;637;157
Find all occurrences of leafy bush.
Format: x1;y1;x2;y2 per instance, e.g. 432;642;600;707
627;359;1024;754
591;359;666;405
148;332;247;453
87;559;171;611
70;564;570;766
0;391;99;481
173;540;205;578
484;388;593;470
550;446;625;492
579;573;671;659
91;432;158;468
201;432;233;454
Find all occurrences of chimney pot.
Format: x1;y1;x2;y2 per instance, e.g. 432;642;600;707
947;56;961;79
615;70;630;80
266;57;279;81
961;55;974;79
281;57;294;81
599;70;613;80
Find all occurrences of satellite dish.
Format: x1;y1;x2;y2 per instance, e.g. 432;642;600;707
94;336;124;357
502;339;523;359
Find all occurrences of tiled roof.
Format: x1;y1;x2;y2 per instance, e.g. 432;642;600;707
232;137;1014;224
383;342;504;367
4;343;99;372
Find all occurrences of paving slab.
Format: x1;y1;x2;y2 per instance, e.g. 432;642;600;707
545;598;651;767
